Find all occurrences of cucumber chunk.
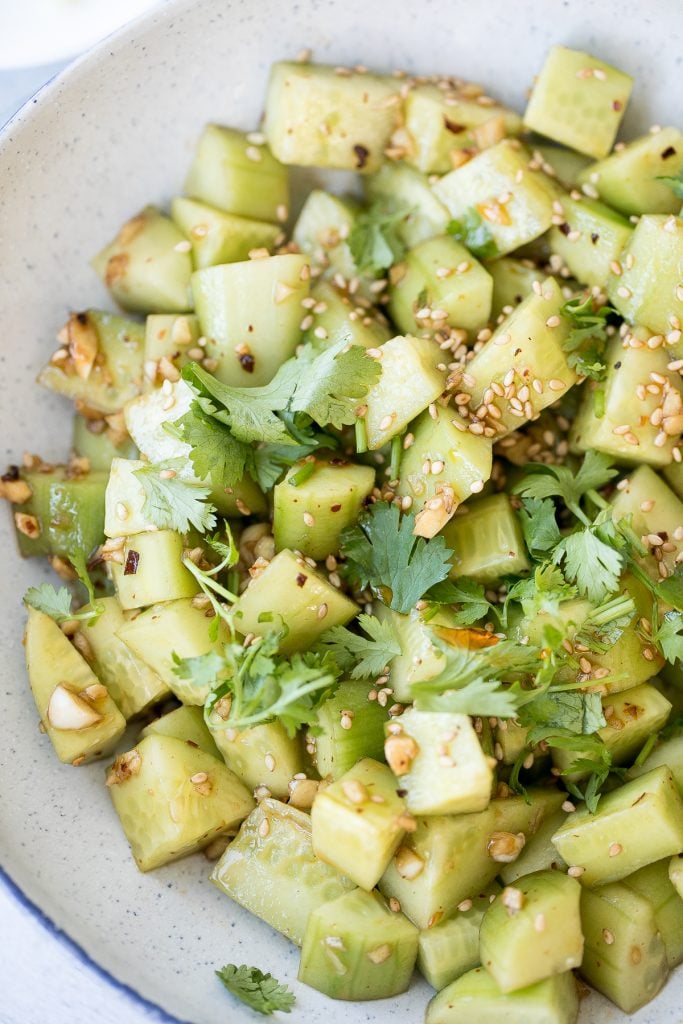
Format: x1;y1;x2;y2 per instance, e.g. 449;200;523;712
105;457;177;538
171;196;280;269
363;335;446;450
92;206;193;314
123;381;195;471
499;810;568;885
385;709;494;815
417;886;501;990
627;731;683;793
551;766;683;886
298;888;419;1000
607;214;683;337
79;596;169;719
107;733;253;872
523;45;632;159
209;721;306;801
530;143;593;189
264;61;400;173
311;758;410;890
184;124;289;224
192;253;310;387
10;464;107;561
610;465;683;579
211;798;355;945
433;141;556;256
579;883;669;1012
142;313;200;387
488;258;545;320
622;859;683;968
39;310;145;415
303;279;392;352
273;459;375;560
373;602;460;703
549;195;633;288
441;493;529;582
234;549;358;655
670;854;683;899
25;608;125;765
426;966;579;1024
396;404;493;537
311;680;387;780
72;414;137;471
293;189;360;284
109;531;199;610
140;705;221;758
365;162;449;247
389;236;493;337
117;597;226;705
479;871;582;993
577;127;683;216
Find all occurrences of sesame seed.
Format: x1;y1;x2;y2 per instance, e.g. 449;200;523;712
494;332;511;346
640;499;655;512
457;899;473;912
389;898;401;913
379;414;395;431
545;315;560;328
264;753;276;772
317;603;328;620
258;817;271;838
173;239;192;252
342;779;368;804
470;479;485;494
562;800;576;813
534;913;546;933
567;866;585;878
617;285;632;299
609;842;623;857
548;379;565;392
245;145;262;162
602;929;615;945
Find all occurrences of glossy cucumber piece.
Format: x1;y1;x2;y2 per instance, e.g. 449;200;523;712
92;206;193;314
10;464;107;561
611;465;683;579
72;414;137;471
25;608;125;765
529;143;592;189
549;195;632;288
388;235;493;336
140;705;221;758
627;731;683;793
184;124;289;223
234;549;358;655
670;854;683;898
209;721;306;801
298;888;419;1000
109;531;199;610
365;162;449;247
426;967;579;1024
264;61;400;173
487;258;545;319
523;45;632;158
302;279;392;351
192;253;310;387
142;313;200;387
293;189;360;284
311;680;387;780
499;809;568;885
373;601;460;703
577;127;683;216
39;310;145;415
107;733;253;871
433;141;556;256
171;196;281;269
417;886;501;990
607;214;683;337
622;858;683;968
363;334;446;450
442;493;529;583
211;798;355;945
104;457;164;538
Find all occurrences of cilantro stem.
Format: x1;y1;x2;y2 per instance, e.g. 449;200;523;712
183;557;239;603
288;461;316;487
389;434;403;481
355;417;368;455
633;733;658;767
585;488;609;513
227;569;240;595
584;593;635;628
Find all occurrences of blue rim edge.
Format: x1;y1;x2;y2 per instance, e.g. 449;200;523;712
0;862;190;1024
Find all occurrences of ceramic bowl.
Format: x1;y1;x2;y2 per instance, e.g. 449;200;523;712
0;0;680;1021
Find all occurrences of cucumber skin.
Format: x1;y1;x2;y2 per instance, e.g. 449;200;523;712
426;966;579;1024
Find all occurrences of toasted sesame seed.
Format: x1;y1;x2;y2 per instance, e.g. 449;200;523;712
342;779;368;803
568;865;585;878
545;315;560;328
548;379;566;392
609;842;623;857
602;929;615;945
317;603;328;620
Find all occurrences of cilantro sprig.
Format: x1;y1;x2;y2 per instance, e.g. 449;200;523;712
216;964;295;1016
133;459;217;534
560;294;615;381
23;582;99;624
348;204;407;276
447;208;499;259
317;613;401;678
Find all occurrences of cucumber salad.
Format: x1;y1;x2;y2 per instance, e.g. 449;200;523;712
3;42;683;1022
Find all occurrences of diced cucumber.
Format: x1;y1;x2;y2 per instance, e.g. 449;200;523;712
611;465;683;578
273;459;375;560
140;704;221;758
670;854;683;898
143;313;200;386
192;253;310;387
495;719;531;766
463;277;577;435
234;549;358;655
577;127;683;216
363;335;445;450
607;214;683;336
479;871;583;992
92;206;192;314
303;279;392;352
627;731;683;793
311;680;387;780
184;124;288;223
264;61;400;173
426;967;579;1024
499;810;568;885
417;885;501;990
293;189;359;284
378;788;564;929
433;141;556;256
211;798;355;945
386;709;494;815
365;163;450;247
389;236;493;336
117;597;226;705
72;414;137;471
107;733;253;871
311;758;409;890
487;258;545;320
523;45;632;158
104;458;159;538
622;859;683;967
171;197;280;269
10;464;107;561
549;195;633;288
298;888;419;1000
373;601;456;703
551;683;672;780
402;84;522;175
209;721;305;801
110;531;199;610
551;766;683;886
579;883;669;1012
24;608;125;765
530;143;593;189
395;405;493;537
39;310;145;415
79;596;169;719
442;494;529;582
570;330;683;466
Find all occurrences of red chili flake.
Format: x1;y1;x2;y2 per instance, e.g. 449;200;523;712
661;145;677;159
591;232;599;244
295;573;308;587
1;465;20;482
353;144;370;169
239;352;255;373
124;549;140;575
443;117;465;135
612;100;623;111
75;311;89;326
330;504;342;512
559;222;570;236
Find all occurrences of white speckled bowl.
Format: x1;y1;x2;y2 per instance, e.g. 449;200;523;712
0;1;680;1021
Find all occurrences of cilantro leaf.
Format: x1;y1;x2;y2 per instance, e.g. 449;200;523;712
252;442;319;491
517;497;561;557
68;546;103;614
425;577;494;626
512;451;618;523
552;527;623;603
134;459;217;534
340;502;453;614
575;593;635;653
415;676;519;717
175;399;252;488
291;341;382;429
561;294;615;382
503;563;577;630
655;564;683;612
216;964;295;1016
519;690;606;735
447;208;499;259
172;650;229;695
318;613;401;678
23;582;98;623
348;205;407;276
656;168;683;200
652;611;683;664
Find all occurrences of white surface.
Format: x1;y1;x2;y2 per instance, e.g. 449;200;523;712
0;1;681;1023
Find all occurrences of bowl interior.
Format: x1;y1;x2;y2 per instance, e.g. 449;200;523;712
0;0;680;1021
